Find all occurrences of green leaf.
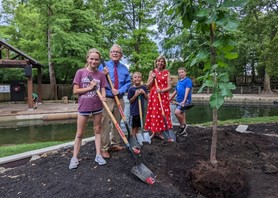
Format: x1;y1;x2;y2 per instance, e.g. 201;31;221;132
227;39;237;47
190;58;198;67
223;20;238;31
216;17;228;27
224;52;238;59
196;10;208;18
221;45;235;52
212;39;224;48
210;91;225;109
206;0;218;5
223;0;248;7
219;82;236;97
197;85;206;93
182;15;192;28
217;61;227;67
206;14;218;25
187;39;199;47
217;73;229;83
204;79;214;88
211;64;218;71
196;51;209;60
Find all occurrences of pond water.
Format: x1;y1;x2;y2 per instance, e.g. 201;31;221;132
0;120;92;146
0;102;277;146
178;103;278;124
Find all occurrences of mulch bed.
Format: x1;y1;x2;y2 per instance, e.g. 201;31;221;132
0;123;277;198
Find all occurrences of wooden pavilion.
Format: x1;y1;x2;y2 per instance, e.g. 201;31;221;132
0;40;43;109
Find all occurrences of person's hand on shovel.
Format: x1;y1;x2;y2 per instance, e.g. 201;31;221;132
103;66;119;96
88;80;97;90
112;89;119;96
103;66;109;75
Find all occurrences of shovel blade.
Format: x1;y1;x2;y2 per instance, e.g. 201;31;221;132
136;132;144;146
131;163;155;185
129;136;141;151
136;131;151;145
162;129;176;142
142;131;151;144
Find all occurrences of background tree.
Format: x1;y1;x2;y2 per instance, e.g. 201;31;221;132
236;0;278;92
103;0;160;80
0;0;46;83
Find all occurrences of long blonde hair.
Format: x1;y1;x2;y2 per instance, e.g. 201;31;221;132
85;48;101;68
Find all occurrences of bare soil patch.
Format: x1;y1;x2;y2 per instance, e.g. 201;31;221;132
0;123;277;198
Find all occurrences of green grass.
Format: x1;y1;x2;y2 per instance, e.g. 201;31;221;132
0;141;66;158
196;116;278;127
0;116;277;158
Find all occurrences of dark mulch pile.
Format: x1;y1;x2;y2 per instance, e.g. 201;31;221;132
0;123;278;198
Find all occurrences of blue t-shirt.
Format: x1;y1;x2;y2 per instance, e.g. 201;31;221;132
176;77;192;104
127;85;147;116
98;60;131;98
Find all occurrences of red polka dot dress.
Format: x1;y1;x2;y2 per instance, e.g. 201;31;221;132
144;69;172;133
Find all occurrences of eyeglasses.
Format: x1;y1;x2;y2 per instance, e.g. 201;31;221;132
110;50;122;54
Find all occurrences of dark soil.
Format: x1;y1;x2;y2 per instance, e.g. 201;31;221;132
0;123;277;198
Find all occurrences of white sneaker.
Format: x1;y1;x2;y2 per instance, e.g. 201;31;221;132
69;157;79;169
95;154;106;165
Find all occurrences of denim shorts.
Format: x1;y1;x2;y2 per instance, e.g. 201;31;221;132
78;108;103;116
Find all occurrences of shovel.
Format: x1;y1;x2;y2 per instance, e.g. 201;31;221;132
154;78;176;142
171;101;195;111
101;59;133;142
136;94;151;145
95;89;155;185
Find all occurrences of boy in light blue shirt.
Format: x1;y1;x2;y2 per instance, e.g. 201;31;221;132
170;67;192;136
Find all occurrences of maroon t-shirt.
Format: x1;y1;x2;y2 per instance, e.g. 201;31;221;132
73;68;107;112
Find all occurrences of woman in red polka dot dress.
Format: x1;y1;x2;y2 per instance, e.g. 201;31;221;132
144;55;173;139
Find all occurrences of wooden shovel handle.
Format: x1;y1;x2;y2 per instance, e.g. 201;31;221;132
101;59;127;122
96;89;129;145
138;95;144;127
171;101;179;105
154;78;166;116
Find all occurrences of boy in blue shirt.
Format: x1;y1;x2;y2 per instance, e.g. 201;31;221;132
170;67;192;136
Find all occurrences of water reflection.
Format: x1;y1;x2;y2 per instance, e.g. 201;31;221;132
0;120;92;146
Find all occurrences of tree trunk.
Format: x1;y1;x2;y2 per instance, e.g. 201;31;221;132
47;5;57;100
263;71;272;94
210;108;218;165
210;23;218;165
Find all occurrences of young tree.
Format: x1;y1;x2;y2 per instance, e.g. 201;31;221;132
170;0;247;164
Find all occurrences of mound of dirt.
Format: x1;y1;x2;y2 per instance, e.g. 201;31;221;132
0;123;277;198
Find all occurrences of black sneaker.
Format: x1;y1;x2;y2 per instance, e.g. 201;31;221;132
177;125;188;136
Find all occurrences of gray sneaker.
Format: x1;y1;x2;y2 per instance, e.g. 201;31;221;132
95;154;106;165
69;157;79;169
